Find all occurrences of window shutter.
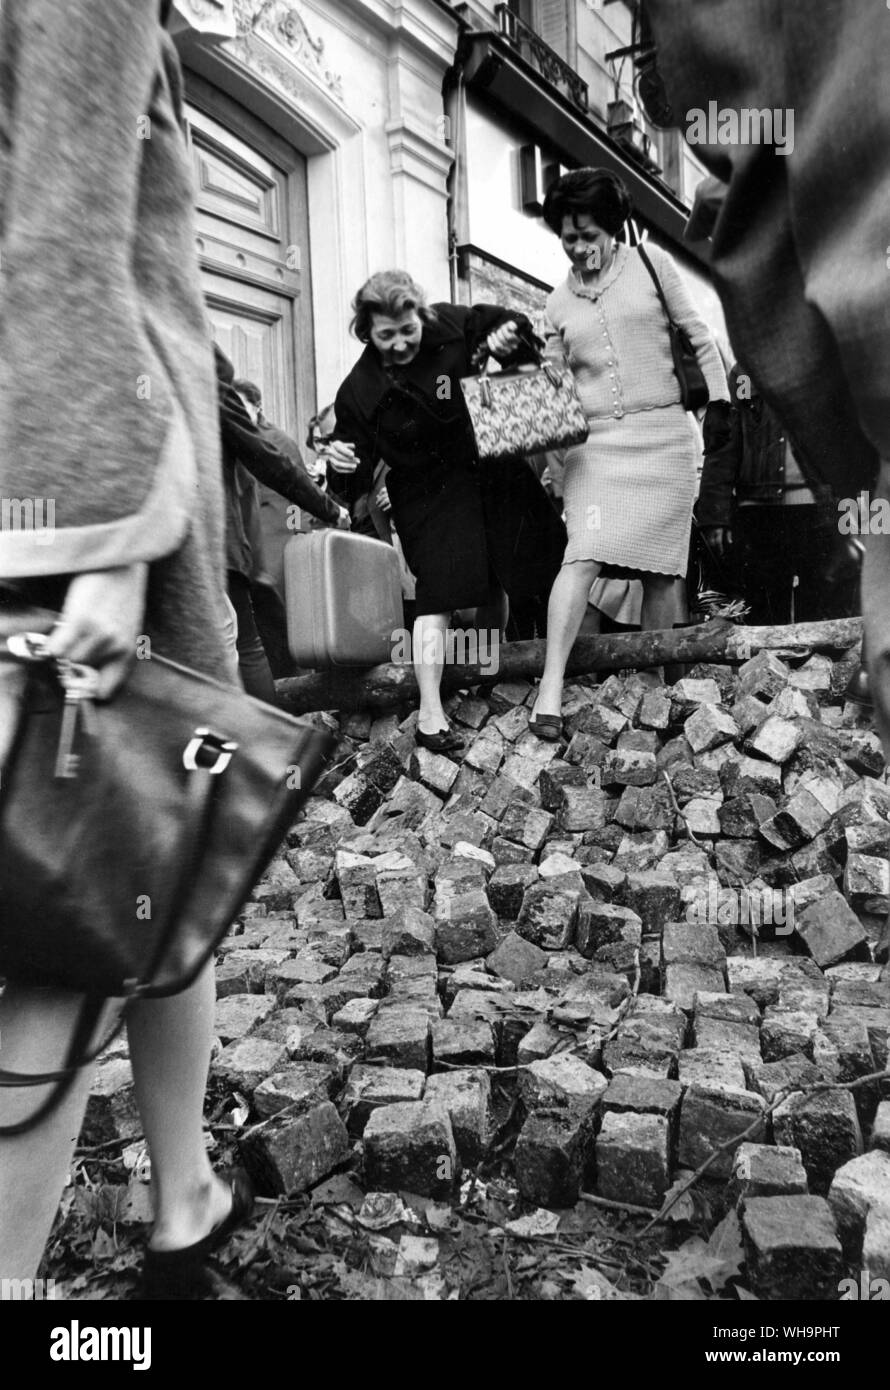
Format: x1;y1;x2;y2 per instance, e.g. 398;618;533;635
535;0;568;58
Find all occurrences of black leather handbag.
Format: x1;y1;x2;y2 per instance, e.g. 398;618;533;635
0;599;333;1132
638;243;710;413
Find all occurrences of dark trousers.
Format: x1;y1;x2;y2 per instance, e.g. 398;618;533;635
226;570;276;704
731;506;860;626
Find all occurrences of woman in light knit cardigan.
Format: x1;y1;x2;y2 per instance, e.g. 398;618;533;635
529;169;730;739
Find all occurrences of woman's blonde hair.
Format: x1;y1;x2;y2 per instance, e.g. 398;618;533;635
350;270;438;343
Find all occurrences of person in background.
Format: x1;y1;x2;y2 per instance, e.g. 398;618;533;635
216;347;343;700
698;364;860;625
529;168;730;738
232;379;348;676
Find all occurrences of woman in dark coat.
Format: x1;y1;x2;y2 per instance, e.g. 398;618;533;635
324;270;566;749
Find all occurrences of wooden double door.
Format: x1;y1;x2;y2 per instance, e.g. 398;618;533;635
183;76;316;590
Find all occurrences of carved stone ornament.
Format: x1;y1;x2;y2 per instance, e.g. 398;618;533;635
232;0;344;101
172;0;237;36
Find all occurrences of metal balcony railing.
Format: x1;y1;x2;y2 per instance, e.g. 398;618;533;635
495;4;589;113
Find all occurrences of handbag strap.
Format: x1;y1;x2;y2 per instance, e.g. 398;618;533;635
637;242;675;330
0;997;108;1137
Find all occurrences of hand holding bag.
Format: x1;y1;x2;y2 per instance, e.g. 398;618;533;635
638;242;710;413
460;327;589;463
0;597;334;1131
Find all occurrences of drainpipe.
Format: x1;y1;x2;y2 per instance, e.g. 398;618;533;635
443;65;465;303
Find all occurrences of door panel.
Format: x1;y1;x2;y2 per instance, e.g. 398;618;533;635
203;274;293;432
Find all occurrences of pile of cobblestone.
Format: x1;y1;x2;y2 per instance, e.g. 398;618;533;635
89;644;890;1299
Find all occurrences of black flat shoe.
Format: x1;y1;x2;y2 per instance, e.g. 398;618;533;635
528;712;564;742
415;726;464;753
139;1167;255;1301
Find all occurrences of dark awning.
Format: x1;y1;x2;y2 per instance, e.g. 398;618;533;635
459;30;708;266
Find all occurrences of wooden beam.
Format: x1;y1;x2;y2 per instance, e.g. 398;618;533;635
275;616;863;715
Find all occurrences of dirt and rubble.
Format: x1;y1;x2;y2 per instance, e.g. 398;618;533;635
47;639;890;1301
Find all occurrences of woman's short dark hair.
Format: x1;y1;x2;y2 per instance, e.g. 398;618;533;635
350;270;438;343
542;168;632;236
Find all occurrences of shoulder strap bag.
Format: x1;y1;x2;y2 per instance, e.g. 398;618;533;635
0;596;334;1133
638;243;710;413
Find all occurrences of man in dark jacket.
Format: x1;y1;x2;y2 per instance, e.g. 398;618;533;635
215;346;343;699
697;365;860;625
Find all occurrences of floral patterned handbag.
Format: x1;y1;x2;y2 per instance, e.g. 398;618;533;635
460;332;589;464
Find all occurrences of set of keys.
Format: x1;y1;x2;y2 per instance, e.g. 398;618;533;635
54;659;101;780
6;630;102;780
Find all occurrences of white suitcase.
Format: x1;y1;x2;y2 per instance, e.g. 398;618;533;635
283;530;404;668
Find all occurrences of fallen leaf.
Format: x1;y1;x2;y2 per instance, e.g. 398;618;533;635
658;1238;732;1291
705;1210;745;1288
505;1210;561;1238
570;1264;638;1301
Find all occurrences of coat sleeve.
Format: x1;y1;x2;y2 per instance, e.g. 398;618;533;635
696;401;741;527
646;246;730;404
219;384;340;523
462;304;538;366
330;381;378;512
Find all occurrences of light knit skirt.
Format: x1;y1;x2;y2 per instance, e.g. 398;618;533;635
562;404;700;575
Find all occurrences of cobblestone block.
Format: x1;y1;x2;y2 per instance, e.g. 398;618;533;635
760;1006;820;1062
601;1073;683;1143
424;1069;491;1165
432;1017;496;1068
363;1100;459;1197
214;993;276;1044
684;703;739;755
678;1083;766;1177
381;905;436;958
796;890;870;968
773;1088;863;1193
622;871;683;935
434;891;498;964
557;785;607;832
244;1101;350;1196
519;1053;607;1114
253;1063;338;1120
741;1195;843;1299
737;651;791;701
365;1007;431;1071
602;748;657;787
514;1108;594;1208
486;930;548;985
732;1142;808;1200
596;1111;670;1208
213;1037;289;1094
516;880;581;950
827;1149;890;1260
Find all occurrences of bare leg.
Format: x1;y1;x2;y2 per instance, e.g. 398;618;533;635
413;611;450;735
0;987;116;1279
127;963;230;1251
641;573;683;631
577;601;603;637
532;559;600;718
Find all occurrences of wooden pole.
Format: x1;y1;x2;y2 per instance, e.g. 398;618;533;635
275;615;863;715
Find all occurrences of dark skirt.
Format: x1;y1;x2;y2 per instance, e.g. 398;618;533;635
388;454;566;617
